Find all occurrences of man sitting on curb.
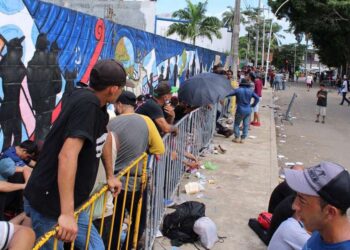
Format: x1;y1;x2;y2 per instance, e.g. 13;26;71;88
285;162;350;249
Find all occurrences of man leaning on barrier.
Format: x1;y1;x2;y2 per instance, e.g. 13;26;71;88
23;59;126;249
106;90;164;249
136;81;178;137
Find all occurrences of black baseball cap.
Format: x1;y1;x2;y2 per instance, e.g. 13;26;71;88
285;162;350;211
90;59;128;87
154;82;171;97
116;90;136;107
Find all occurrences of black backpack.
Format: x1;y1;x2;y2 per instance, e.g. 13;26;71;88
162;201;205;246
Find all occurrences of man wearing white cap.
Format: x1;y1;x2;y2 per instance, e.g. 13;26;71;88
285;162;350;249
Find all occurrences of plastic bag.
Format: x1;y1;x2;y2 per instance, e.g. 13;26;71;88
204;161;218;170
193;217;218;249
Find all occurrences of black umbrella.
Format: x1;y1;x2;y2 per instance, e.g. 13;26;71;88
178;72;233;106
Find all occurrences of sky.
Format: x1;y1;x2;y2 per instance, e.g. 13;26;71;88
156;0;299;45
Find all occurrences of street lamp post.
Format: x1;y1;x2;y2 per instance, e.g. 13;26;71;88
264;0;290;86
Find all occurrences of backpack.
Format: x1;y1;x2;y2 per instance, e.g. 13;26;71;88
162;201;206;246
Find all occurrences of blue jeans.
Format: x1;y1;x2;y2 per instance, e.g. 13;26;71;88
234;112;251;139
24;200;105;250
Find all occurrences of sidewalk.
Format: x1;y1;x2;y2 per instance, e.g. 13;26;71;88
153;89;279;250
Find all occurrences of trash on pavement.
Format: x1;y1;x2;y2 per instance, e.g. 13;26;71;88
193;217;219;249
279;140;286;143
277;154;285;159
204;161;218;170
285;162;295;166
185;182;205;195
248;135;257;139
156;230;163;238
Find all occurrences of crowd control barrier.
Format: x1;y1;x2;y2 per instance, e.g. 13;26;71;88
32;105;217;250
32;153;148;250
145;105;216;249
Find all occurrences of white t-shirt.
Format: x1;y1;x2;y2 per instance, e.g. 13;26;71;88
306;75;313;84
341;80;348;93
268;217;310;250
0;221;14;250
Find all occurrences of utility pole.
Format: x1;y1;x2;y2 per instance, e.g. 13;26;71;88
305;36;308;76
254;0;262;68
261;12;266;69
232;0;241;81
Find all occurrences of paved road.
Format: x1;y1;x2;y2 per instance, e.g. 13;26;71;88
274;81;350;171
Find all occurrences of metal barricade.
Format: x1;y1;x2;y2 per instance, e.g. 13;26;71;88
145;105;216;249
281;93;298;125
32;105;217;250
32;153;148;250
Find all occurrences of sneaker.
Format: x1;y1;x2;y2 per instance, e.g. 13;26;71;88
322;120;325;124
240;139;245;144
315;120;319;123
232;138;240;143
250;122;256;125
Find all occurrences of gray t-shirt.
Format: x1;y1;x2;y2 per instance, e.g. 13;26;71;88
268;217;310;250
107;114;149;190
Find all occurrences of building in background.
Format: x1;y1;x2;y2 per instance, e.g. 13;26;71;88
43;0;157;32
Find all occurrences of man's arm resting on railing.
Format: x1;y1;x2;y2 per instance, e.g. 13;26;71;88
57;137;82;243
155;117;178;135
101;133;122;197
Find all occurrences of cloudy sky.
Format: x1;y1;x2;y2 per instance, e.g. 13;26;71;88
156;0;300;45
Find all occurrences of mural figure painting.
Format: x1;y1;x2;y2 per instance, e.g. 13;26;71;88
0;0;226;151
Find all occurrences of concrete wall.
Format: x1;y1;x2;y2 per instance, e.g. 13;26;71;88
0;0;225;150
42;0;156;33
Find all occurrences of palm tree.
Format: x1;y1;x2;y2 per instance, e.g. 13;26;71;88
166;0;222;45
222;6;246;54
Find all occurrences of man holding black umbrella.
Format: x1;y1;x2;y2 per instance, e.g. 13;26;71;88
227;79;259;143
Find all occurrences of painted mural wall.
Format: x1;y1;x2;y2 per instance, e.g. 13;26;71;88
0;0;226;151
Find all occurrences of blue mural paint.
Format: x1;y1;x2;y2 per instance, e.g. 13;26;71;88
0;0;226;151
0;0;24;15
21;122;28;141
31;21;39;46
0;77;3;100
0;24;26;62
0;128;3;150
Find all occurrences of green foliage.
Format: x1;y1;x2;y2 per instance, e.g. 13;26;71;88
272;44;307;70
166;0;222;45
268;0;350;67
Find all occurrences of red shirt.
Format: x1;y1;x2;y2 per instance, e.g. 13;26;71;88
254;79;263;97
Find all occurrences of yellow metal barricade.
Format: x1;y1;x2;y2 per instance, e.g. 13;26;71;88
32;152;148;250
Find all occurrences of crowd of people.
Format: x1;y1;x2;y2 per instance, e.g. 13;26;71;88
0;58;349;250
0;59;202;250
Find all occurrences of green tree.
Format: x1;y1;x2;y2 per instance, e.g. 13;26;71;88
268;0;350;69
166;0;222;45
243;10;285;65
272;44;307;71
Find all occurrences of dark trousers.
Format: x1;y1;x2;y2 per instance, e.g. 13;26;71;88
340;92;350;105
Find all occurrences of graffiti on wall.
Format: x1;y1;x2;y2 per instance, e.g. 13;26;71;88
0;0;226;151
